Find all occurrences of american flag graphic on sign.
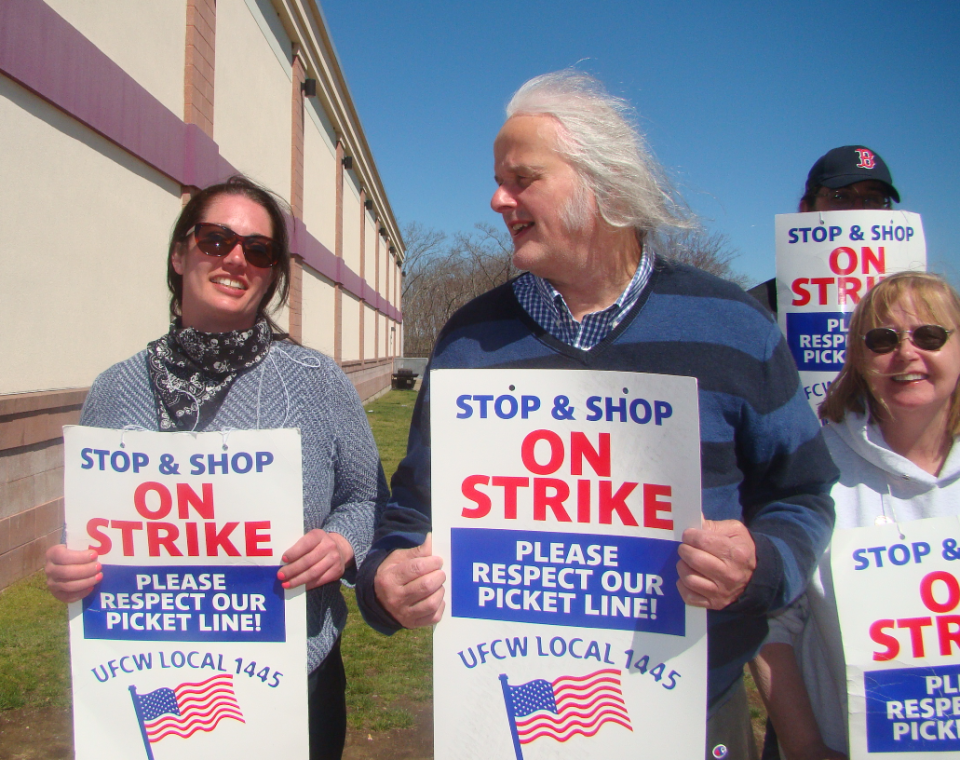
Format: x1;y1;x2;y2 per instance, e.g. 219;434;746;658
499;669;631;758
129;673;243;756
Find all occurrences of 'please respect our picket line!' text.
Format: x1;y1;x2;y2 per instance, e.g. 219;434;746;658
77;447;278;558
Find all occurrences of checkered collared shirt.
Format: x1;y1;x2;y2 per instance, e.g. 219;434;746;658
512;250;653;350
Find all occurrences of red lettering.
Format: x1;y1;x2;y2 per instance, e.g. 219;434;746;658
134;482;172;520
643;483;673;530
829;247;857;275
461;475;491;519
837;277;861;305
491;476;528;520
521;430;564;475
146;522;182;557
86;517;112;554
791;278;811;307
110;520;143;556
937;615;960;656
598;481;638;526
533;478;571;522
810;277;833;305
204;522;241;556
861;246;885;274
185;522;199;556
177;483;214;520
920;571;960;613
570;432;610;477
898;617;933;657
577;480;591;523
870;619;899;661
244;521;272;557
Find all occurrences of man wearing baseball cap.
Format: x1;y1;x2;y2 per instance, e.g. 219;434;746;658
751;145;899;760
748;145;900;312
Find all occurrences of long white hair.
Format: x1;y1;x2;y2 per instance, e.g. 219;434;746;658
506;70;691;238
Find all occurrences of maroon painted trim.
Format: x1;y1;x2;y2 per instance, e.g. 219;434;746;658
0;0;229;189
1;0;400;322
289;218;401;321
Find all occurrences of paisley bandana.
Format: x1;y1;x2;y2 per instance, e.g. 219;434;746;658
146;318;273;431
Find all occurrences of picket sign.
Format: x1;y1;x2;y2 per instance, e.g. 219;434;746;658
775;209;926;416
833;516;960;758
63;426;308;760
430;369;707;759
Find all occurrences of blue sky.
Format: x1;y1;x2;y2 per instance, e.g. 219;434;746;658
320;1;959;288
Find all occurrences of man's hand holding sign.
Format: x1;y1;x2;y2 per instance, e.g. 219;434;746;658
677;520;758;610
374;534;445;628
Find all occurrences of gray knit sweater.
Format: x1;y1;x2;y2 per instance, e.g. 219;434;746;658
79;341;387;671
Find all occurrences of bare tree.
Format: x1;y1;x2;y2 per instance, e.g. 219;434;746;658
657;227;750;288
400;221;448;300
400;221;748;357
401;222;519;357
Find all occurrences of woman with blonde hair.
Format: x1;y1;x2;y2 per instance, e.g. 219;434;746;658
755;271;960;760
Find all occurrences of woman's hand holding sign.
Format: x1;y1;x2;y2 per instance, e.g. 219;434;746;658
45;545;102;603
374;534;445;628
279;529;354;590
676;520;757;609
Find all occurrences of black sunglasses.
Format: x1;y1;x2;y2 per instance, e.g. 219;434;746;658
863;325;954;354
185;223;279;268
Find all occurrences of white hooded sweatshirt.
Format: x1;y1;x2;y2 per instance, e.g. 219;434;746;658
765;411;960;754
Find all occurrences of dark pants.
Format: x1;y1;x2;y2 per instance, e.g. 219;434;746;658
706;677;759;760
308;638;347;760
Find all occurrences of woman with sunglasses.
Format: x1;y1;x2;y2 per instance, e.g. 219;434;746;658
44;176;385;760
754;271;960;760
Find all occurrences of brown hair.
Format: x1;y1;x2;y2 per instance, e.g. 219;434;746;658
167;176;291;335
819;271;960;435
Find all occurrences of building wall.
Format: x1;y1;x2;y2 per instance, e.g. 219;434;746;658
341;291;361;363
364;304;377;360
303;100;337;253
341;174;362;275
44;0;187;116
301;265;336;357
0;76;177;394
215;0;292;199
0;0;405;590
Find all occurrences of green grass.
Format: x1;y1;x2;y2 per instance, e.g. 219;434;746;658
0;571;71;710
363;388;418;480
0;389;429;737
343;388;432;731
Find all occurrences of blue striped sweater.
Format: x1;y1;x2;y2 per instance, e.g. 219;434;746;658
357;258;837;708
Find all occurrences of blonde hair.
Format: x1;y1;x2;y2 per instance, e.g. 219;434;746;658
819;271;960;435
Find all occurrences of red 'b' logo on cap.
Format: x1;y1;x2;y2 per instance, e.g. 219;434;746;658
855;149;876;169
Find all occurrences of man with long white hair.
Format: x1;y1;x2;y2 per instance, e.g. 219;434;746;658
357;70;838;758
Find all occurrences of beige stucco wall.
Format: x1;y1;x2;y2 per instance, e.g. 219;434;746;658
0;77;177;394
45;0;187;118
380;248;390;300
341;292;361;363
363;304;376;360
302;101;337;253
342;174;361;275
300;265;335;357
215;0;292;199
364;213;377;284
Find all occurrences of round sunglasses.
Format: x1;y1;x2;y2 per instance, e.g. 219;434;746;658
862;324;954;354
185;222;279;268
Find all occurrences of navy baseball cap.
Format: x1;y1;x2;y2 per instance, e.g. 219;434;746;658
806;146;900;203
